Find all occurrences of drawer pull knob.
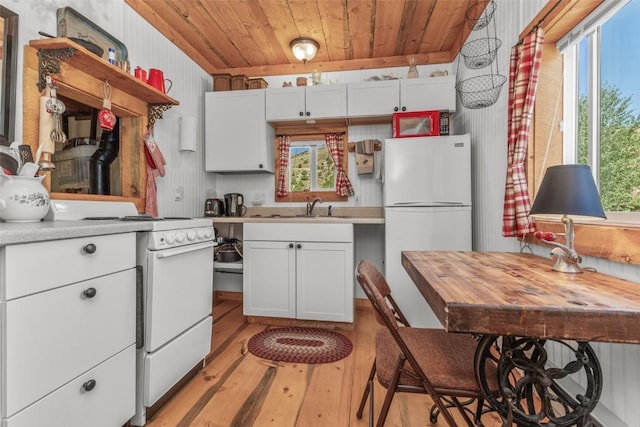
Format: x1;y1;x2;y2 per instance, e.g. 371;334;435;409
82;243;97;254
82;379;96;392
83;287;97;298
289;243;294;248
296;243;302;249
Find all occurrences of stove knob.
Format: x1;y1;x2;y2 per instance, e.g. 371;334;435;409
204;228;213;238
197;229;206;239
176;232;186;243
165;233;176;245
187;230;197;241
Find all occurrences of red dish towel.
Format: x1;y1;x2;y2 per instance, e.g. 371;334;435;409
144;128;166;216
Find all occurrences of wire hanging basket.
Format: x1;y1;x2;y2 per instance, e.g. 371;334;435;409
466;0;497;31
460;37;502;69
456;74;507;109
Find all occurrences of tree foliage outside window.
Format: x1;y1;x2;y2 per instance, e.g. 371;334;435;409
569;0;640;213
289;143;336;192
577;84;640;211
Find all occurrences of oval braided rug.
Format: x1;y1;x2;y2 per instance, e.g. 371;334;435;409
247;327;353;364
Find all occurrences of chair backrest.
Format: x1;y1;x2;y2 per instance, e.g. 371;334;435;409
356;260;410;328
356;260;430;382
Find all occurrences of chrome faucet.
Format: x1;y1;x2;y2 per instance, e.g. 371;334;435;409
306;196;323;216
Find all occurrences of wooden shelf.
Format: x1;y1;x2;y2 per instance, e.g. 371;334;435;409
29;38;179;106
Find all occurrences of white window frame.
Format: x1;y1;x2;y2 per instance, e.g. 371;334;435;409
289;140;336;193
559;0;637;222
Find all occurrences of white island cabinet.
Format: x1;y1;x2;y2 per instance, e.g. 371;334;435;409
0;233;136;427
243;223;354;322
205;89;275;173
347;75;456;117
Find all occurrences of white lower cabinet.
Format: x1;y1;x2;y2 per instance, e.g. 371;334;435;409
0;233;136;426
243;223;354;322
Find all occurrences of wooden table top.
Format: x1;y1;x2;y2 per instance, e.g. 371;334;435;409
401;251;640;344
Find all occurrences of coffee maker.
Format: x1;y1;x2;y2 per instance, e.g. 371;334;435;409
224;193;246;216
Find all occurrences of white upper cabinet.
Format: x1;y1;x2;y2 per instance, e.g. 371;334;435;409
347;75;456;117
347;79;401;117
266;84;347;121
205;90;274;173
401;75;456;112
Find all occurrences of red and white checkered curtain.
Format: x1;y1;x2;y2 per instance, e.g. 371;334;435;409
502;27;544;237
276;135;290;197
325;133;354;197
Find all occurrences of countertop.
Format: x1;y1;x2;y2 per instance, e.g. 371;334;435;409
0;220;153;246
209;207;384;225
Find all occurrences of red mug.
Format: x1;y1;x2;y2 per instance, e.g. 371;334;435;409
147;68;172;93
134;66;147;82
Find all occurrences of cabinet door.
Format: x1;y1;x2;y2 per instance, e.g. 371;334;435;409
265;87;306;121
243;241;296;318
296;241;354;322
205;90;275;173
400;75;456;112
347;80;400;117
305;84;347;119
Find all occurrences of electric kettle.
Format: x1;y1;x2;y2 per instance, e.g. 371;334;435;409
204;198;225;217
224;193;246;216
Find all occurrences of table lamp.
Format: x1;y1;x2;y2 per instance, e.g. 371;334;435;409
529;164;606;273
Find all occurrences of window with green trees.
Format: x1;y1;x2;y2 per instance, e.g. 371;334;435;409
564;0;640;213
289;141;336;193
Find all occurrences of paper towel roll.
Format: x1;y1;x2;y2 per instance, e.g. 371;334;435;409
38;96;56;152
179;115;197;152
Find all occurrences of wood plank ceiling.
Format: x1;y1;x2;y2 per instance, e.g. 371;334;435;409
125;0;487;77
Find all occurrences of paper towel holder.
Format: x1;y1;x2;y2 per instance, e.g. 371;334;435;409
179;115;197;152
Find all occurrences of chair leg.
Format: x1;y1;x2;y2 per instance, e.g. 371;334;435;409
475;397;485;426
376;355;405;427
357;359;377;419
368;379;374;427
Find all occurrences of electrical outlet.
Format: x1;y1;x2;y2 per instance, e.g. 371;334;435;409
354;195;361;206
175;186;184;201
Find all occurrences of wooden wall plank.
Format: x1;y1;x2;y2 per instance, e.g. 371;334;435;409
125;0;227;72
347;0;375;59
317;0;348;61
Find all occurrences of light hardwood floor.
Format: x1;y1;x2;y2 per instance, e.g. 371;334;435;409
143;297;504;427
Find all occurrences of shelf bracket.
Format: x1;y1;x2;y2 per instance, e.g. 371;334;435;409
147;104;172;127
36;48;76;92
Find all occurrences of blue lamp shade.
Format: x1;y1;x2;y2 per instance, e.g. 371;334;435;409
529;164;606;220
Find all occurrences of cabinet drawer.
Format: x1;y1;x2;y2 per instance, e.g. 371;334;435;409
1;233;135;300
4;345;135;427
144;316;212;406
2;269;136;417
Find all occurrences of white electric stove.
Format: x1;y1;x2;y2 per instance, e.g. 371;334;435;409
47;200;215;426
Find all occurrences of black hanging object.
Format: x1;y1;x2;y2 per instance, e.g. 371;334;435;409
90;119;120;195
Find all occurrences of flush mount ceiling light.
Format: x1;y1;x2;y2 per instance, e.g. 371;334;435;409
290;37;319;63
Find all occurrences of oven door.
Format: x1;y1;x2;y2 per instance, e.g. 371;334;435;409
144;241;214;352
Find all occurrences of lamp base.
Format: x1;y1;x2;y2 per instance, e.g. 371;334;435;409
550;247;583;274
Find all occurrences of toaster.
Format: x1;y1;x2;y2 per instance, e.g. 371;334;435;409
204;198;225;216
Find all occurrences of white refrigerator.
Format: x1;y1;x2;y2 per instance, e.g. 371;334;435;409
384;134;472;328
